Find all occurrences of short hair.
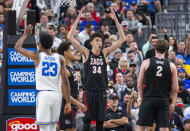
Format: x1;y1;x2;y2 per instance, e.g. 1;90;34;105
39;32;53;49
85;23;93;29
128;50;135;54
89;32;103;42
129;40;137;45
58;41;72;55
156;39;169;54
87;2;94;7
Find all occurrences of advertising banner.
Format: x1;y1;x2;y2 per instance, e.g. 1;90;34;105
8;69;35;85
8;48;36;65
6;117;39;131
8;89;37;106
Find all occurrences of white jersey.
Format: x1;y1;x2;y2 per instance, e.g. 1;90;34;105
36;52;62;92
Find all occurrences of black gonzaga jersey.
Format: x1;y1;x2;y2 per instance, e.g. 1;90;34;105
144;57;172;98
66;65;79;99
83;51;108;91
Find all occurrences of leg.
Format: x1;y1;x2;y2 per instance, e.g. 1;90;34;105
50;124;57;131
39;125;51;131
136;125;146;131
82;117;91;131
160;128;169;131
96;121;103;131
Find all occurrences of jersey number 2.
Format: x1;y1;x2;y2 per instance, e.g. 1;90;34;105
42;62;58;76
156;66;163;77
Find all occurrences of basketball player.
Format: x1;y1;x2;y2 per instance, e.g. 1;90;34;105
67;7;126;131
14;25;71;131
136;39;179;131
58;42;87;131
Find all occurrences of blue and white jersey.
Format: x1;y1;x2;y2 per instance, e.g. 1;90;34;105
36;52;62;92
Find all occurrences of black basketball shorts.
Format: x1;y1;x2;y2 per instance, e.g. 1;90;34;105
83;90;107;121
137;97;170;128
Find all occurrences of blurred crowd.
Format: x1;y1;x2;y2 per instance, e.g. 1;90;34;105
0;0;190;131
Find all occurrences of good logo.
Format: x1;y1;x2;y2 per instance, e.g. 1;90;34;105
6;117;39;131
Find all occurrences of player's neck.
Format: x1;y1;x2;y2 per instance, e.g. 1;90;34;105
65;58;72;67
41;49;51;54
155;53;165;59
92;48;100;55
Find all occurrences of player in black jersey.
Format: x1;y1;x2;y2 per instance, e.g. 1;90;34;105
58;42;87;131
136;39;179;131
67;7;126;131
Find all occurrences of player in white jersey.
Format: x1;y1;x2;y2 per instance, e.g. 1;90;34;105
14;25;71;131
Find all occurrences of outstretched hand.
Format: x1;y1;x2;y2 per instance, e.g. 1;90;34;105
109;7;118;21
24;24;33;36
78;6;86;18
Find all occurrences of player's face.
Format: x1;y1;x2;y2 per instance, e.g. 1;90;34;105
91;37;103;51
65;45;75;60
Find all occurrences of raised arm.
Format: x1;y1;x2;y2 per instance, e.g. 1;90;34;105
60;56;71;114
170;62;179;113
67;7;89;58
103;8;126;57
14;25;39;66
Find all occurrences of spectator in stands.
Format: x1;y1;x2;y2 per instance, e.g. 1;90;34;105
145;36;158;59
110;49;123;72
35;13;49;35
90;0;105;17
110;2;122;22
81;2;101;23
56;24;68;41
183;114;190;131
178;68;187;82
103;0;113;9
168;36;178;52
176;40;186;57
103;93;130;131
98;8;116;34
98;22;112;37
46;23;62;52
168;50;176;63
120;32;134;53
130;1;152;26
142;32;157;57
126;63;138;87
119;92;131;111
72;51;84;81
175;55;185;68
124;10;143;36
60;6;77;25
120;76;136;101
4;0;13;11
78;23;94;45
127;91;141;131
178;81;190;105
0;4;4;14
125;41;143;76
108;35;119;61
115;72;127;101
80;11;97;31
0;13;4;30
67;15;76;31
117;20;129;37
36;0;59;18
114;56;129;83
